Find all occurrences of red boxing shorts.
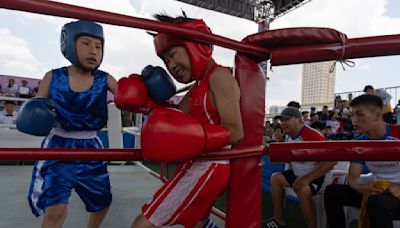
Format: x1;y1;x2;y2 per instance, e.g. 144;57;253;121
142;160;230;227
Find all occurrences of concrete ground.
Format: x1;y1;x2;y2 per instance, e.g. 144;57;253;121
0;164;224;228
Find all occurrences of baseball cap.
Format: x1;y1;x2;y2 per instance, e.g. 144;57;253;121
280;107;302;120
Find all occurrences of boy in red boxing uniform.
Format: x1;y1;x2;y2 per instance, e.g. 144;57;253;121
115;13;243;228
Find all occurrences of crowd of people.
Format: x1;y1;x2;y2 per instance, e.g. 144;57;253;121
0;78;39;99
263;88;400;228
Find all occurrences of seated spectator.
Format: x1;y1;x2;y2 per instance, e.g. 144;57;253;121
264;121;274;143
271;124;285;142
264;107;336;228
272;115;281;129
310;112;319;125
0;101;18;128
302;111;311;126
326;110;343;134
2;78;18;97
324;126;334;139
18;79;33;98
310;121;326;136
324;94;400;228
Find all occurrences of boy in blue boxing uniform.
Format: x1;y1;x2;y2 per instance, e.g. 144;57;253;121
18;20;117;228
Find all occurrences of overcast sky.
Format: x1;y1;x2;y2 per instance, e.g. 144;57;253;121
0;0;399;107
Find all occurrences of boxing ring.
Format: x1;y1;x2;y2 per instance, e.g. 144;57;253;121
1;0;400;227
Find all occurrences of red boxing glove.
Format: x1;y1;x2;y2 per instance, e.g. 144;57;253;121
141;107;230;161
114;74;161;113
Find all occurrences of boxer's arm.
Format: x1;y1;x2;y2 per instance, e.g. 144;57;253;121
177;91;190;113
107;74;117;94
210;67;243;145
35;71;52;98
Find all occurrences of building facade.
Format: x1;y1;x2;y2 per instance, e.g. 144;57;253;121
301;61;336;109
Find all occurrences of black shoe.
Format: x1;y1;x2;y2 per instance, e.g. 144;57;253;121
262;218;287;228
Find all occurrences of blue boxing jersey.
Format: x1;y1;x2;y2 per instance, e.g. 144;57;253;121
50;67;108;131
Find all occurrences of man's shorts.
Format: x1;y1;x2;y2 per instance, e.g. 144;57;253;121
281;169;325;195
142;160;230;227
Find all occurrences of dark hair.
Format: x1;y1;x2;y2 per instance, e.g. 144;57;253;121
153;12;194;24
273;115;281;121
4;100;15;106
287;101;301;109
310;121;326;131
273;124;283;132
350;94;382;110
301;111;309;115
310;112;318;118
363;85;374;92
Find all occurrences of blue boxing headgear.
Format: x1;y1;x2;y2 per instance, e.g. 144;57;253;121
61;20;104;69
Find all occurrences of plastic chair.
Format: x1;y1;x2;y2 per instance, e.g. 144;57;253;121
284;162;350;228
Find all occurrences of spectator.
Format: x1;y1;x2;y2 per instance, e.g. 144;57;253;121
32;80;41;97
310;121;326;135
310;112;319;124
342;100;350;116
320;105;329;121
264;121;274;143
264;107;335;228
0;101;17;127
2;78;18;97
394;100;400;124
364;85;393;123
324;125;334;139
326;110;343;134
348;93;353;103
272;115;281;128
271;124;285;142
287;100;301;109
324;94;400;228
18;79;33;98
302;111;311;126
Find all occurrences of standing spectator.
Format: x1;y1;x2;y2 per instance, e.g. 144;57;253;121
18;79;33;98
320;105;329;122
394;100;400;124
364;85;393;123
264;107;335;228
32;80;41;97
324;94;400;228
2;78;19;97
0;101;18;127
348;93;353;103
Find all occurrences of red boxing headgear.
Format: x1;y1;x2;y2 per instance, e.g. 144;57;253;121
154;19;212;81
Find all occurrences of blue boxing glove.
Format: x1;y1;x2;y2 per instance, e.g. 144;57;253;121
141;65;176;102
16;97;57;136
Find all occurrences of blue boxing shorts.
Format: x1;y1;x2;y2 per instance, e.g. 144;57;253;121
27;131;112;216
